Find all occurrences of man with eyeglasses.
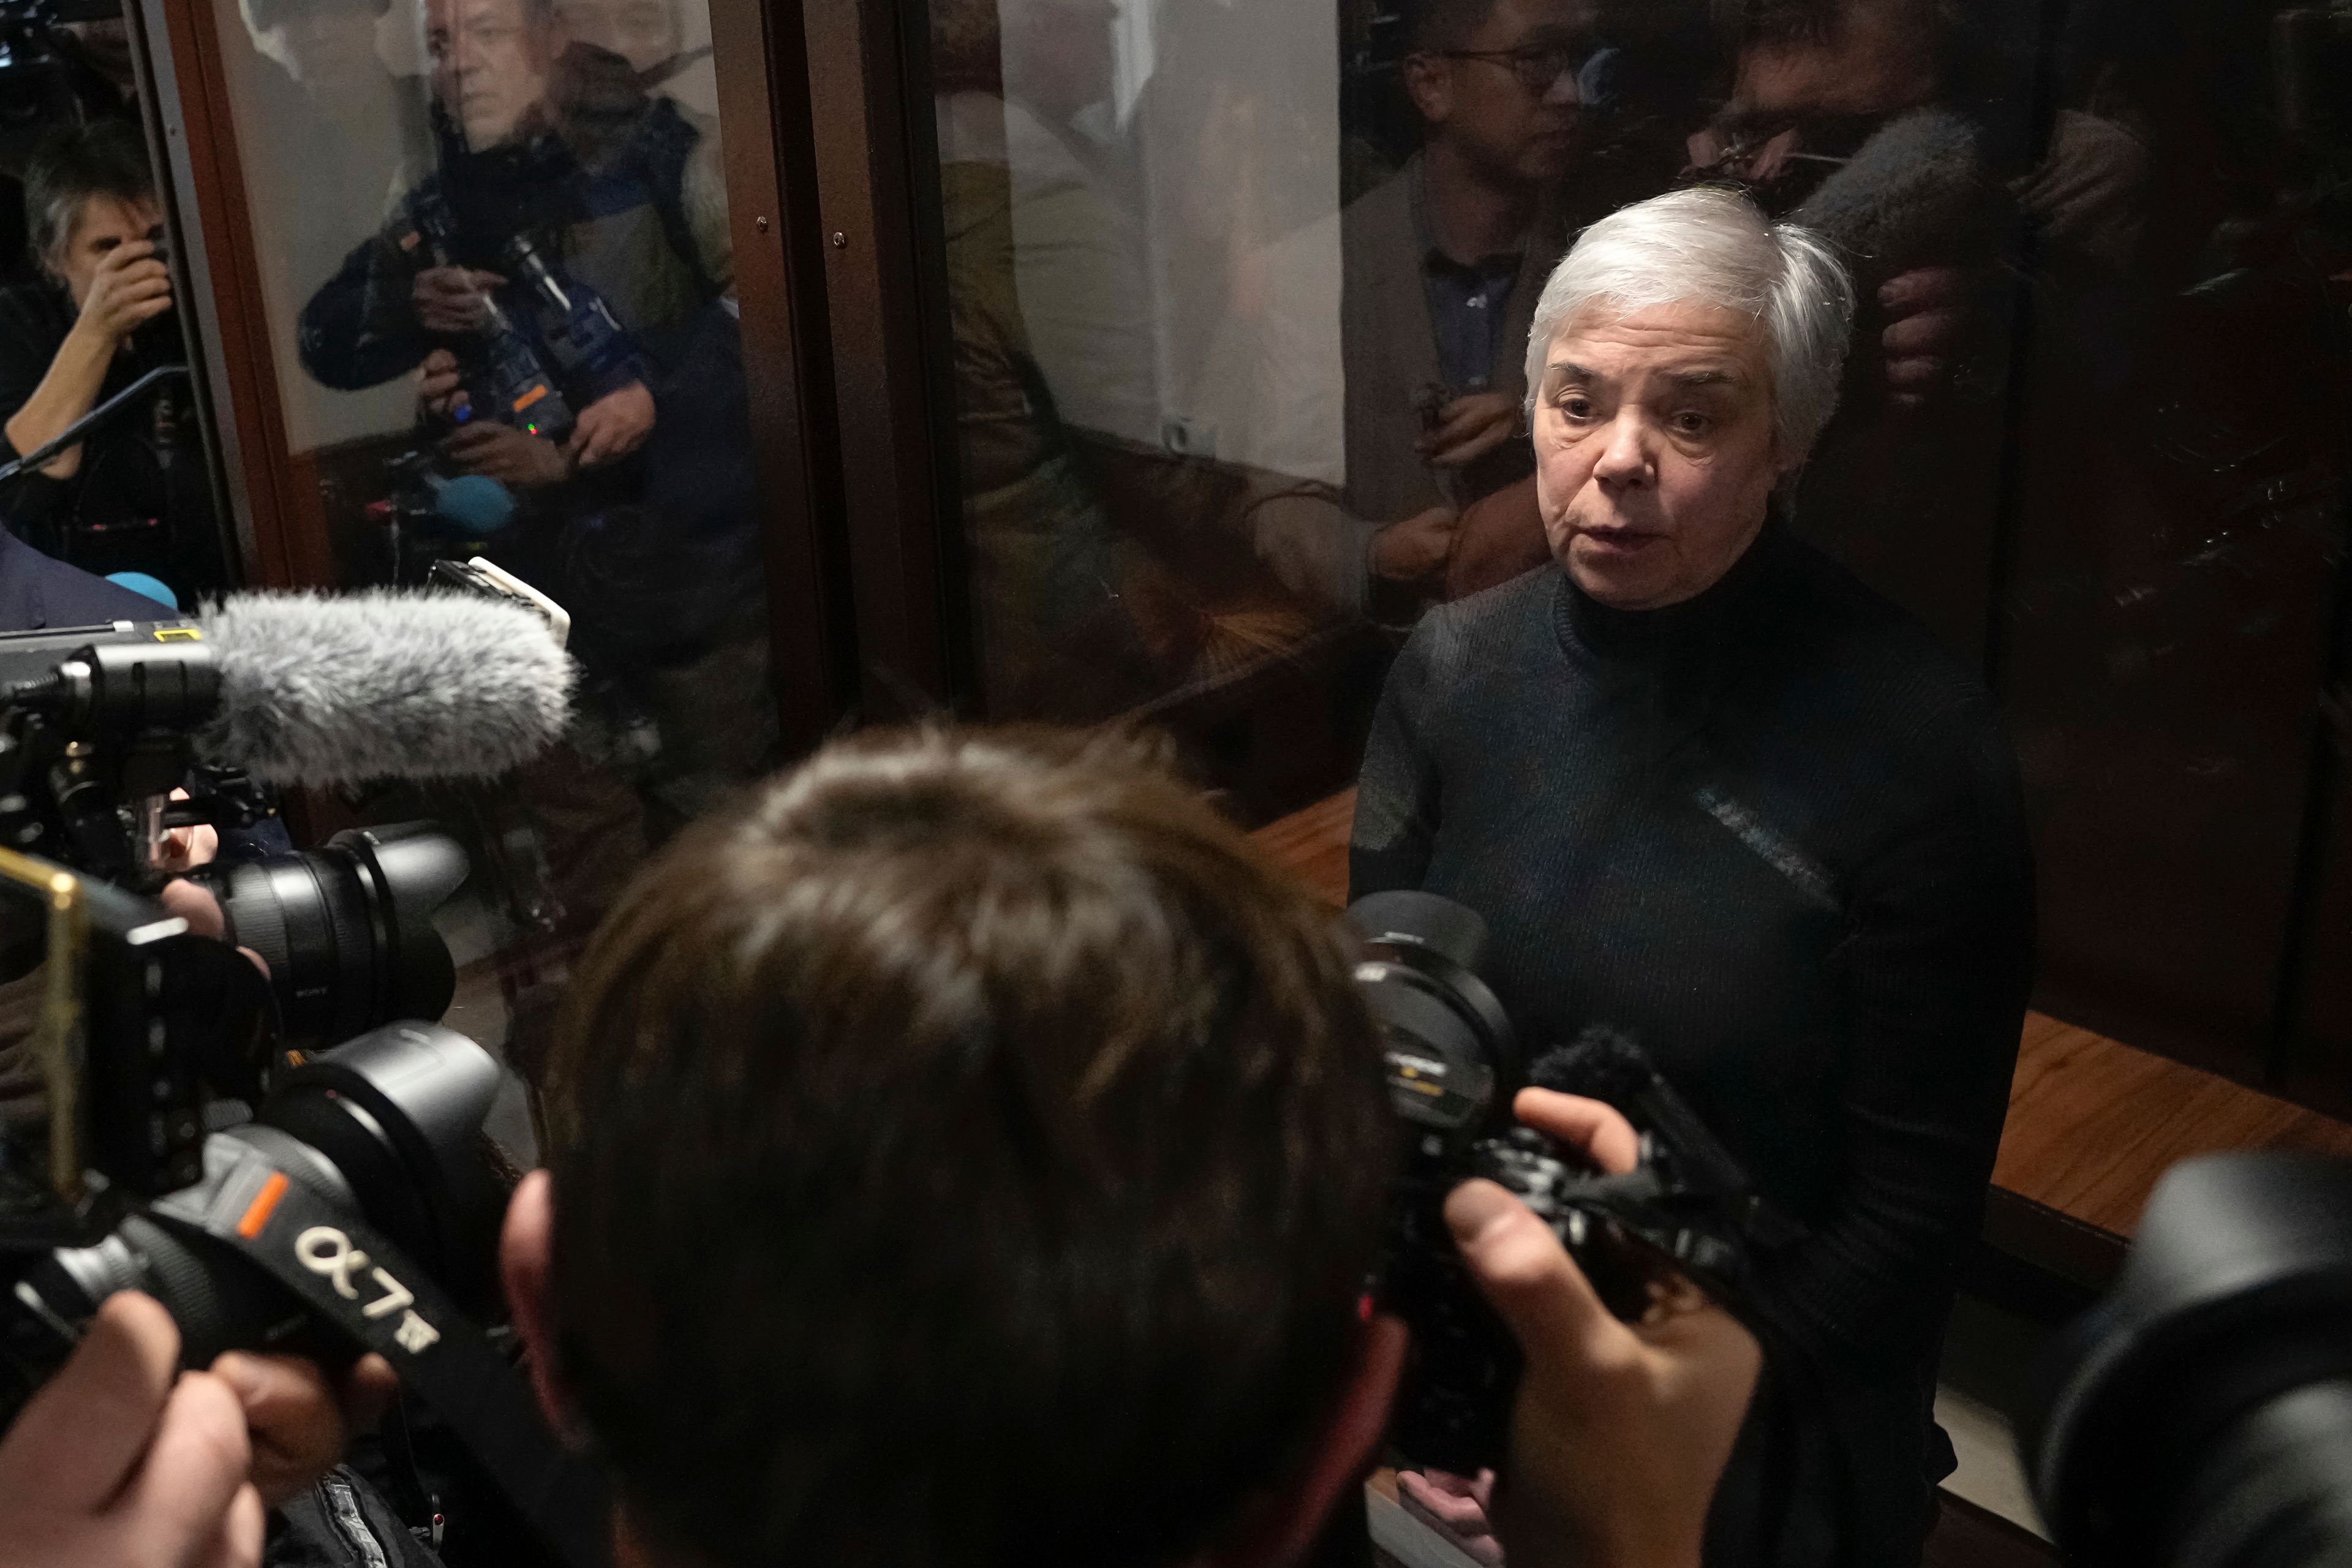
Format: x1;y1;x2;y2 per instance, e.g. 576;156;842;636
1336;0;1604;598
1673;0;2037;653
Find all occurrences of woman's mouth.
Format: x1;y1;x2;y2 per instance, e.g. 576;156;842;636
1577;528;1662;556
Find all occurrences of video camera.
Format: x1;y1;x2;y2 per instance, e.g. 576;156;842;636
0;610;601;1565
1349;890;1797;1474
0;876;601;1564
0;617;468;1048
402;187;647;445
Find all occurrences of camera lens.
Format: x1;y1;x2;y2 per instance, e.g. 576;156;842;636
257;1022;507;1316
1347;891;1521;1139
204;823;468;1049
2026;1152;2352;1568
0;1023;507;1412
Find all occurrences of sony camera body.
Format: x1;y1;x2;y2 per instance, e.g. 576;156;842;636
1351;890;1794;1473
0;622;600;1565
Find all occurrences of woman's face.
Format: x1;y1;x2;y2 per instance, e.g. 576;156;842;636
52;193;164;311
1532;300;1785;611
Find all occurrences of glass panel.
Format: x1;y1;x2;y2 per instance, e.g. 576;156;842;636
0;16;235;600
914;0;2352;1083
929;0;1393;818
196;0;774;1107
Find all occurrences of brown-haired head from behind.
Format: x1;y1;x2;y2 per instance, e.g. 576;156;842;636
526;725;1400;1568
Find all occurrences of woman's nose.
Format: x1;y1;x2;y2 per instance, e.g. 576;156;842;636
1591;416;1654;484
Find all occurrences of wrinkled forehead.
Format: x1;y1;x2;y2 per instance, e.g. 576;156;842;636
1545;299;1773;382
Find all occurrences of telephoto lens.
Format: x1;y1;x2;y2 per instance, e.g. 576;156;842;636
197;823;469;1050
2025;1152;2352;1568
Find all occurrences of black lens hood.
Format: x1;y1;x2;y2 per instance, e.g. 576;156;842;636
1348;891;1523;1107
2025;1152;2352;1567
258;1022;505;1316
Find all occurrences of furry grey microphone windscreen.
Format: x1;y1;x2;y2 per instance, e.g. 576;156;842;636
1791;107;1994;282
195;591;574;786
1528;1025;1656;1106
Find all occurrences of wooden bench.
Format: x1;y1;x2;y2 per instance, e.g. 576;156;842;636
1248;789;2352;1292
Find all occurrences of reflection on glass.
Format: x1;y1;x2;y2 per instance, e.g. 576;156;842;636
0;116;228;599
211;0;767;1084
919;0;2352;1081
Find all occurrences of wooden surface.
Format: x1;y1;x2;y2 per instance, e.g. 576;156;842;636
1993;1011;2352;1237
1249;788;2352;1255
1255;787;1357;908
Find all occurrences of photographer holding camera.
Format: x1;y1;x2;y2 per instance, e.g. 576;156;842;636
494;725;1758;1568
0;120;219;599
0;1291;395;1568
0;723;1762;1568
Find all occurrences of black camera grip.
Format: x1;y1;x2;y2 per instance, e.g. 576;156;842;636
149;1144;610;1568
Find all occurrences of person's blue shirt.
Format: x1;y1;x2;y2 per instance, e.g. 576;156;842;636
0;524;176;631
1423;249;1522;393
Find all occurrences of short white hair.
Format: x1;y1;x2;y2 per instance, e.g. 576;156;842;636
1523;186;1856;462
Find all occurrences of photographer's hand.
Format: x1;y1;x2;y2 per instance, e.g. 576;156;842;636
1447;1089;1760;1568
417;347;470;422
1398;1466;1504;1566
412;266;505;336
1878;267;1968;410
1417;390;1521;470
1370;505;1461;586
0;1292;262;1568
4;239;172;483
75;238;175;348
210;1351;398;1510
566;380;655;469
158;880;271;982
443;420;571;489
153;788;219;875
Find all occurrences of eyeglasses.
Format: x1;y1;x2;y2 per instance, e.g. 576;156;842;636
1686;111;1883;181
1427;42;1595;95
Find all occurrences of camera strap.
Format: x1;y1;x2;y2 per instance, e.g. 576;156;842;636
146;1142;610;1568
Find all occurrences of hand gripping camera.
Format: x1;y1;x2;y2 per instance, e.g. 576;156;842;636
1349;891;1797;1474
0;607;601;1566
0;851;606;1568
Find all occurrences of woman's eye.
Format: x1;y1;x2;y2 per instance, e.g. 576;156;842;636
1558;396;1594;421
1670;410;1713;435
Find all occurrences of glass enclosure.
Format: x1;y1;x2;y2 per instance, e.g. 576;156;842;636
909;0;2352;1098
201;0;777;1092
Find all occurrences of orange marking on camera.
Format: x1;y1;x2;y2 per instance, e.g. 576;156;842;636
236;1172;290;1238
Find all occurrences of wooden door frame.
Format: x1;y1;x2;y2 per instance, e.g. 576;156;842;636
797;0;973;721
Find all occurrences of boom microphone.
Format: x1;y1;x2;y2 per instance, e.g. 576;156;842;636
195;589;573;786
1790;107;2002;290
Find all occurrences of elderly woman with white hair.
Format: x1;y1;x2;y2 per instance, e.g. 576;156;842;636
1354;186;2033;1567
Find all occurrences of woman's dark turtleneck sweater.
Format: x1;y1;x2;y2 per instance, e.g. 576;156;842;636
1353;522;2034;1567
